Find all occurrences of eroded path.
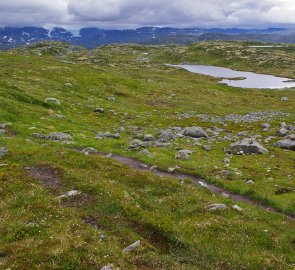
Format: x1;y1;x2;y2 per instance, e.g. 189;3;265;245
100;153;295;221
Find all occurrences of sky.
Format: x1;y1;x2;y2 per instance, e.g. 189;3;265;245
0;0;295;29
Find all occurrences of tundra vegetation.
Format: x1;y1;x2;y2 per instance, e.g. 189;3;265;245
0;41;294;269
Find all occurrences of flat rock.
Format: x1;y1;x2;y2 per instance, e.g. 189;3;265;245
82;147;99;154
143;134;156;142
175;150;193;160
226;138;268;155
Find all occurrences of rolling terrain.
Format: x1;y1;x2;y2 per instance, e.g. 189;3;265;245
0;41;294;270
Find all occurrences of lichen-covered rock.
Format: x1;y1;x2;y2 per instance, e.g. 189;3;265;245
143;134;156;142
123;240;141;253
158;129;175;142
207;204;227;211
226;138;268;155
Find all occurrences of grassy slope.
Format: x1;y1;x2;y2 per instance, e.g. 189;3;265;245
0;41;294;269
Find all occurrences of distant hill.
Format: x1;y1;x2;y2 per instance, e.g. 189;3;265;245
0;26;294;49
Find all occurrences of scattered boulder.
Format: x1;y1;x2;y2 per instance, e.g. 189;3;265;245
226;138;268;155
123;240;141;253
246;179;255;185
143;134;156;142
139;149;154;158
57;190;80;199
281;97;288;101
232;205;243;212
82;147;99;155
261;123;270;132
175;150;193;160
182;126;208;138
158;129;175;142
275;139;295;151
168;167;176;173
101;265;114;270
129;139;144;150
0;147;8;158
277;128;289;137
93;108;104;113
45;98;60;106
206;204;227;211
46;132;73;141
96;132;120;140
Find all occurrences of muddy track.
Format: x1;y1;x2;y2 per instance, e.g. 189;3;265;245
103;153;295;221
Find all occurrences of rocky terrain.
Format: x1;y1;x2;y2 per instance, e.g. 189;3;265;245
0;41;294;269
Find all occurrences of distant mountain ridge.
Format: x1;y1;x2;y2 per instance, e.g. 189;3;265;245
0;26;294;49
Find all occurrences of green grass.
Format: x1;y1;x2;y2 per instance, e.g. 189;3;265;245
0;41;294;269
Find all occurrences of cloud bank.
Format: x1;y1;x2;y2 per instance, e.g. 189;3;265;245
0;0;294;28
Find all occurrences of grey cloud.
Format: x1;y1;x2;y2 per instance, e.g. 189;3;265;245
0;0;294;28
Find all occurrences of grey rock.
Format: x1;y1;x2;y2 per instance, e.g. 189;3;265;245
281;96;289;101
232;205;243;212
246;180;255;185
45;98;60;105
202;145;211;151
46;132;73;141
96;132;120;139
158;129;176;142
82;147;98;155
123;240;141;253
93;108;104;113
57;190;80;199
155;141;172;148
207;204;227;211
175;150;193;160
139;149;154;158
275;139;295;151
31;133;46;139
277;128;289;137
168;167;176;173
129;139;144;150
182;126;208;138
0;147;8;158
143;134;156;142
101;265;114;270
226;138;268;155
150;165;158;171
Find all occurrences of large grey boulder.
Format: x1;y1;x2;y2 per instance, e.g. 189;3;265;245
46;132;73;141
226;138;268;155
45;98;61;106
275;139;295;151
0;147;8;158
182;126;208;138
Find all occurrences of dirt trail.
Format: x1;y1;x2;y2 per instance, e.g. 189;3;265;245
107;153;295;221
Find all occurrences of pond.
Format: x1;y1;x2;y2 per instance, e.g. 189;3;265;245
169;64;295;89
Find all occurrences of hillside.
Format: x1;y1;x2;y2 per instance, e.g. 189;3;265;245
0;41;294;270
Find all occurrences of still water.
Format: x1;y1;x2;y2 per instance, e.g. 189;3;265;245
170;64;295;89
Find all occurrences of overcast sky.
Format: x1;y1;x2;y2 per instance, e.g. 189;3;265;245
0;0;295;29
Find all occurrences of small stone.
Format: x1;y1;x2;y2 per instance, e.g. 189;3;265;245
221;192;230;198
168;167;176;173
57;190;80;199
82;147;98;155
45;98;61;105
0;147;8;159
139;149;154;158
101;265;114;270
123;240;141;253
182;126;208;138
150;165;158;171
93;108;104;113
198;181;208;188
246;180;255;185
106;153;113;158
175;150;193;160
207;204;227;211
46;132;73;141
143;134;156;142
232;205;243;212
281;97;288;101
